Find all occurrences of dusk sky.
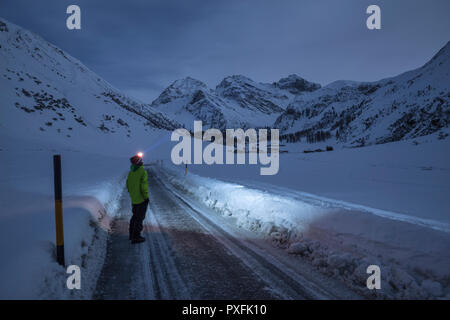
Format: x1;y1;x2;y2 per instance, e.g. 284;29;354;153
1;0;449;102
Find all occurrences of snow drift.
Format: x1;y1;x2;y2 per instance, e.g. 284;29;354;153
159;165;450;299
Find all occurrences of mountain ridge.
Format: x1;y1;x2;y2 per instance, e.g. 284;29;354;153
274;41;450;146
0;17;179;152
1;17;448;149
150;41;449;146
151;73;321;130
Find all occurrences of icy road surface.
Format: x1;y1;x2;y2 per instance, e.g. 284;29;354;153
93;167;360;299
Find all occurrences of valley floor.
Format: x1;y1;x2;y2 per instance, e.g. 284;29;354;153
1;136;449;299
186;136;450;224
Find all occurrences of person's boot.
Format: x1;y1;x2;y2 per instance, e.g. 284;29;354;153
131;235;145;244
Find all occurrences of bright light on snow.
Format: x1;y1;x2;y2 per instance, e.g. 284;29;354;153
161;165;450;299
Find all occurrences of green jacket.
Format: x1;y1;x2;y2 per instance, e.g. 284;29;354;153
126;165;149;205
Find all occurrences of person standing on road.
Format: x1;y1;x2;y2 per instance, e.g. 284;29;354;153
126;153;149;244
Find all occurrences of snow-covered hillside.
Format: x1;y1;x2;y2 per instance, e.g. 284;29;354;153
0;18;178;154
151;74;321;130
0;18;173;299
275;42;450;146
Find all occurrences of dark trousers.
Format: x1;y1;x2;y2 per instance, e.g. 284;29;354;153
129;200;148;240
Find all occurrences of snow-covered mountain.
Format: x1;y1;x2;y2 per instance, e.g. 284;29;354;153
152;42;449;146
274;42;450;146
0;18;178;152
151;74;321;130
2;16;447;151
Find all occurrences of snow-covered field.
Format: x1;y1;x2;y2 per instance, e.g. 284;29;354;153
158;137;450;299
182;136;450;224
0;135;133;299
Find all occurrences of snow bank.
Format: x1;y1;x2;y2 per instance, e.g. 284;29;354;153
37;174;125;299
186;137;450;224
160;167;328;242
160;166;450;299
0;137;128;299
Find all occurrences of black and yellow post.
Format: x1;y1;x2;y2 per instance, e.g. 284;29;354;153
185;163;187;176
53;155;65;266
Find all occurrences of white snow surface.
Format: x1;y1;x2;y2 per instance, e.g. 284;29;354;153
177;137;450;224
0;135;131;299
161;155;450;299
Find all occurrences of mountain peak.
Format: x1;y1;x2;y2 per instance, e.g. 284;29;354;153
216;75;255;89
151;77;208;106
170;77;207;90
274;74;321;94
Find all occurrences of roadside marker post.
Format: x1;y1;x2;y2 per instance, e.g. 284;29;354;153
53;154;65;267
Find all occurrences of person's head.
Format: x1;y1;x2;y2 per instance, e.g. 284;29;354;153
130;155;143;166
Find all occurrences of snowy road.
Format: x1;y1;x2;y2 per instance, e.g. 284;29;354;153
93;166;360;300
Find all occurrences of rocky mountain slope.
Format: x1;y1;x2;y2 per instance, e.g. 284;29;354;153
274;42;450;146
0;18;178;152
152;42;448;147
151;74;321;130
